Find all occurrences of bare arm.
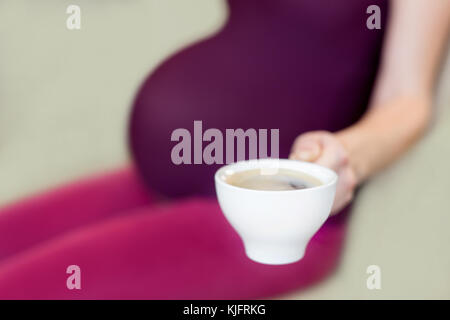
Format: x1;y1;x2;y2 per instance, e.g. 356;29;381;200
291;0;450;213
338;0;450;182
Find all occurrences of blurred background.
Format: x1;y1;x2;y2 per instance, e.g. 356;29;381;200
0;0;449;299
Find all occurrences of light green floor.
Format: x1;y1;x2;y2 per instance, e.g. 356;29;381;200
1;1;449;299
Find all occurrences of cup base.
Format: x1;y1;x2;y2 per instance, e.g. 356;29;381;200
244;242;306;265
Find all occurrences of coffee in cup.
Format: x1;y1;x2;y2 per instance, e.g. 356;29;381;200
223;168;322;191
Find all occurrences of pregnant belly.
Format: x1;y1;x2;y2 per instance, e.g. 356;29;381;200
129;17;378;197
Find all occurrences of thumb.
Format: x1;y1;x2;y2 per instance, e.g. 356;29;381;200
290;135;322;162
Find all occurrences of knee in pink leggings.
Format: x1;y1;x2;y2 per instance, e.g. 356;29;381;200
0;167;348;299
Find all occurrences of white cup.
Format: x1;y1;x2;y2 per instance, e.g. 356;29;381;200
214;158;337;265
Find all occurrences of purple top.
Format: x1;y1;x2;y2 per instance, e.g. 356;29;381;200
129;0;388;198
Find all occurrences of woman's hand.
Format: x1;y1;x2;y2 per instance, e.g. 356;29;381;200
288;0;449;215
289;131;358;215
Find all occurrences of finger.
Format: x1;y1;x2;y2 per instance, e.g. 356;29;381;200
315;144;341;171
315;135;348;171
290;134;322;162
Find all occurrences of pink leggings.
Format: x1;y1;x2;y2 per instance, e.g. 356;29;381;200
0;167;349;299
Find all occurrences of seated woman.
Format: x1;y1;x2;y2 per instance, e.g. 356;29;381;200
0;0;448;299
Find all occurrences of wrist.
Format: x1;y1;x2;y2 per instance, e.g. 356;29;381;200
335;127;368;185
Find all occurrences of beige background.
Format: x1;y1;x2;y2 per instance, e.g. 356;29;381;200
1;1;449;299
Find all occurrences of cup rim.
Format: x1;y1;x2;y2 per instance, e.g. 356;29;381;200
214;158;338;194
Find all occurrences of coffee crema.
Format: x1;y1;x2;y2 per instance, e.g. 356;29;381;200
223;168;322;191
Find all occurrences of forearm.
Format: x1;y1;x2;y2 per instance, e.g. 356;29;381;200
336;0;449;184
336;94;431;183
